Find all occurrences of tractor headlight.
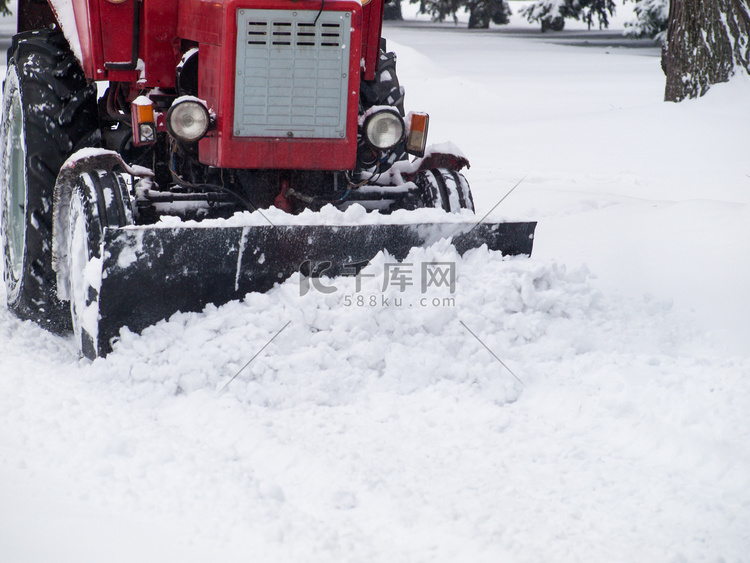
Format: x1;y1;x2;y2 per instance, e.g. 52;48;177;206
166;99;210;143
363;109;405;150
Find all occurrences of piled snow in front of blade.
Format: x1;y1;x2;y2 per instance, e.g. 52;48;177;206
151;203;488;228
102;241;680;407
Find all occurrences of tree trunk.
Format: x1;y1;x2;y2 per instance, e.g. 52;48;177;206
662;0;750;102
384;0;404;21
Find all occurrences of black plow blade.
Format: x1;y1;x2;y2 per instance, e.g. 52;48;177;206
95;221;536;355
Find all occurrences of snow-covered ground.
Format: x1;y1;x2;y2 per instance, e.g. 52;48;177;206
2;3;750;562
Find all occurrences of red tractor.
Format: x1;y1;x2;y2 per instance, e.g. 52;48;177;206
1;0;535;357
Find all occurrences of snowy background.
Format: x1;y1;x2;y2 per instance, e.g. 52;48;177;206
2;1;750;561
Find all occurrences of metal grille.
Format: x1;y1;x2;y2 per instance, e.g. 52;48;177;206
234;9;352;139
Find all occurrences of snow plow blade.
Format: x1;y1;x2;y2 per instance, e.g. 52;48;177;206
95;221;536;355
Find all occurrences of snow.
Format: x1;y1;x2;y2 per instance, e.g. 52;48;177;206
152;203;481;228
2;3;750;562
132;95;152;107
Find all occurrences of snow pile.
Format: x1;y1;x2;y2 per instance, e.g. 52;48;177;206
100;242;678;409
152;201;482;229
3;243;746;562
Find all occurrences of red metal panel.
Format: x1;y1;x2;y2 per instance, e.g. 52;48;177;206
177;0;224;45
67;0;138;81
139;0;180;87
361;0;384;81
69;0;100;79
197;0;363;171
64;0;179;85
202;137;360;170
99;0;135;65
199;43;222;116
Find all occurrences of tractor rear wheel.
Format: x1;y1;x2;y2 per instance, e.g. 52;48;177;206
67;170;134;358
0;30;100;333
413;169;475;213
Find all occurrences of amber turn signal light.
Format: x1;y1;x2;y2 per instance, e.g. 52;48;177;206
406;111;429;157
131;96;157;147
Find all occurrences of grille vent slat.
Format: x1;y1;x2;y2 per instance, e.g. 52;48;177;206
246;19;344;48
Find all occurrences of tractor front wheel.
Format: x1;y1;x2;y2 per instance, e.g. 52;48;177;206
413;169;475;213
66;170;134;358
